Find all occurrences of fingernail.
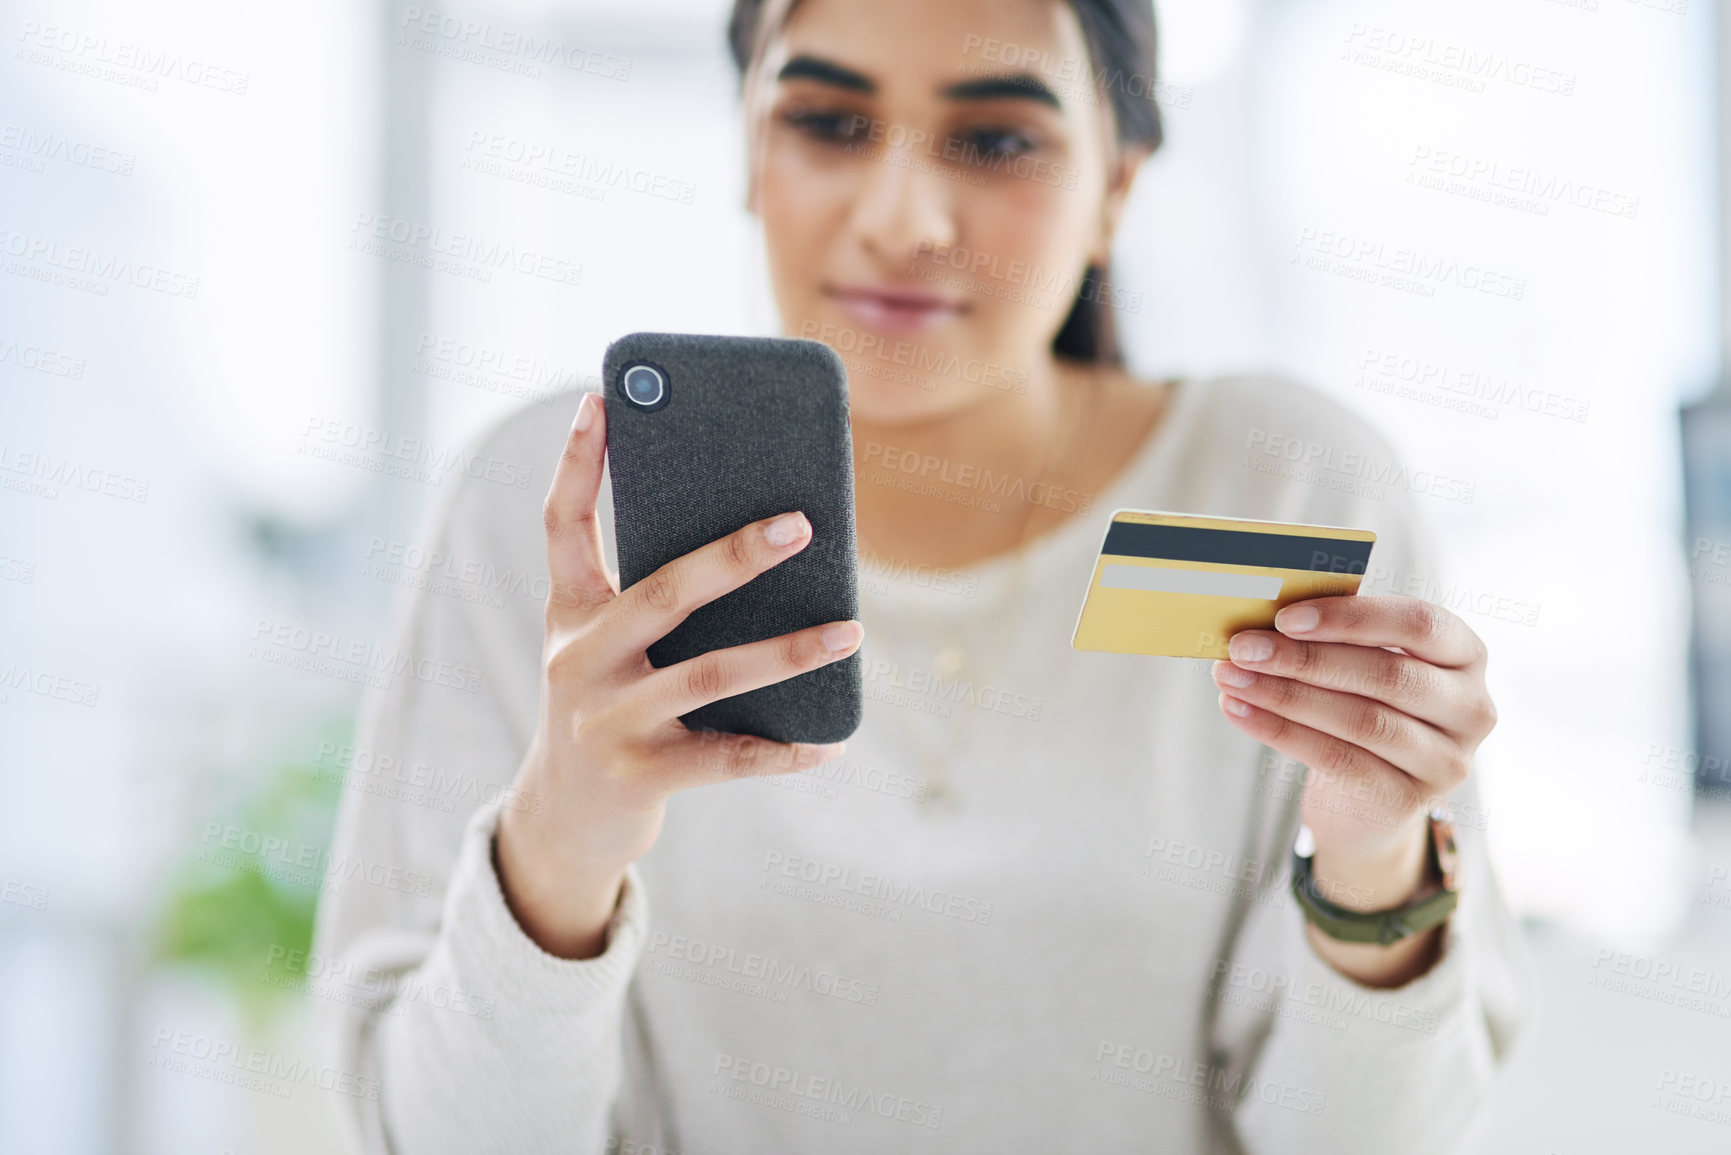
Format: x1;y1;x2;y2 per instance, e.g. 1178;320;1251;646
765;512;807;546
822;621;862;652
1219;693;1251;718
1212;660;1253;688
573;392;596;432
1228;634;1273;662
1277;605;1319;634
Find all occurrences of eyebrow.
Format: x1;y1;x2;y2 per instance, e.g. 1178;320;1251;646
776;55;1063;110
944;73;1062;109
777;55;874;92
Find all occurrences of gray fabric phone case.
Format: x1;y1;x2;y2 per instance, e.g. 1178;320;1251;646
603;332;862;745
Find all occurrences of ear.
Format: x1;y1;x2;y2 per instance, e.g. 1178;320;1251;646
1090;144;1152;265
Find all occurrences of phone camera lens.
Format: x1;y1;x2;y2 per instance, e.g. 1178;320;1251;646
621;364;666;408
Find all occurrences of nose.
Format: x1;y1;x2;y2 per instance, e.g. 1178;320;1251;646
845;138;959;268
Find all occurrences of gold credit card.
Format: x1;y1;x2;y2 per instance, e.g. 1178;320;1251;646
1070;509;1377;660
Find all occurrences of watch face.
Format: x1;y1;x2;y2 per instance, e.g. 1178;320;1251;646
1431;815;1459;893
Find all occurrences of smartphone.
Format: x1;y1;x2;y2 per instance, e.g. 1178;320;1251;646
602;331;862;745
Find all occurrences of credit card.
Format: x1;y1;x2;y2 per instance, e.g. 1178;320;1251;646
1070;509;1376;660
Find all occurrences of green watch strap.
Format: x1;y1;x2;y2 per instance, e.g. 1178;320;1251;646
1289;829;1459;947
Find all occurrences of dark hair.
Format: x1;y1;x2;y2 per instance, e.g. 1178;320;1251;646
727;0;1163;365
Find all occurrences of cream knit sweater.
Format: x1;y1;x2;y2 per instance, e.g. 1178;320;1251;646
314;374;1534;1154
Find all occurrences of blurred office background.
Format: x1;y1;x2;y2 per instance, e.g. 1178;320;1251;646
2;0;1728;1150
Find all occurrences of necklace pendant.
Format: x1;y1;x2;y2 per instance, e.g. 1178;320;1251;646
933;643;966;677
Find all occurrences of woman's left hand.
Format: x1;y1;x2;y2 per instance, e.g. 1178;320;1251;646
1210;595;1497;978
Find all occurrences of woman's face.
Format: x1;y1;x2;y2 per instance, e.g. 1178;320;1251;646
749;0;1135;425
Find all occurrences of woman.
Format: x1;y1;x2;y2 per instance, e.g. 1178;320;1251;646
316;0;1534;1150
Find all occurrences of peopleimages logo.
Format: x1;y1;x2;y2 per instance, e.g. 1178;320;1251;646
1407;145;1640;220
299;416;535;490
248;618;485;695
909;241;1145;314
0;443;149;503
148;1027;380;1101
959;34;1191;110
796;319;1028;393
199;822;436;898
1206;957;1441;1034
0;122;135;175
863;439;1091;515
362;535;550;605
462;131;695;204
1242;428;1478;505
0;335;86;379
348;213;582;288
1341;23;1576;97
1292;227;1526;302
645;931;880;1007
397;7;632;81
710;1053;943;1129
862;657;1044;720
264;945;497;1020
1355;346;1590;425
0;878;50;911
759;850;994;924
0;663;100;707
1092;1041;1327;1115
312;741;545;816
0;227;200;298
15;22;252;95
832;112;1078;189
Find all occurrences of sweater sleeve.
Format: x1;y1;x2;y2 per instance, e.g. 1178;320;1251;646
1205;462;1539;1154
309;394;655;1154
1213;783;1534;1154
371;802;651;1154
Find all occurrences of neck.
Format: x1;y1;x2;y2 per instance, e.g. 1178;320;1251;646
850;353;1093;571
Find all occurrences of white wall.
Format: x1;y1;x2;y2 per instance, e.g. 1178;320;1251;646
0;0;1716;1150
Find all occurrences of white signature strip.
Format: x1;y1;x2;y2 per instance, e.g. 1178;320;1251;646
1100;563;1282;601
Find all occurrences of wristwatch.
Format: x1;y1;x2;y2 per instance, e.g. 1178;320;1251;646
1289;812;1459;946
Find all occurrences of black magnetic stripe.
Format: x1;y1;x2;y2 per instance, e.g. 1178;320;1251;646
1100;521;1373;574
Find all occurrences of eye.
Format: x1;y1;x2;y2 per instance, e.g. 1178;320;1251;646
780;108;871;146
947;126;1039;165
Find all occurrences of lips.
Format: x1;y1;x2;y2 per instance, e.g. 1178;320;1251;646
824;284;965;335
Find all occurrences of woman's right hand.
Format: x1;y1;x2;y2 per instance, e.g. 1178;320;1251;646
495;392;864;959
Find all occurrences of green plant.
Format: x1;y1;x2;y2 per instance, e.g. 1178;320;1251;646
152;716;352;1032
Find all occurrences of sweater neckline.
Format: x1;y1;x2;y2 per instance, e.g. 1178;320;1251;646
859;376;1199;611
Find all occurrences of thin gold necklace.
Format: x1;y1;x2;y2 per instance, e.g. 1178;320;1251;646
855;373;1104;810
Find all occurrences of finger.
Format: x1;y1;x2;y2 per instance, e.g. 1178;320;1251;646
543;392;613;615
1212;663;1467;792
1270;596;1487;670
1221;631;1481;734
651;729;848;793
635;620;864;720
1214;692;1425;828
601;511;815;654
